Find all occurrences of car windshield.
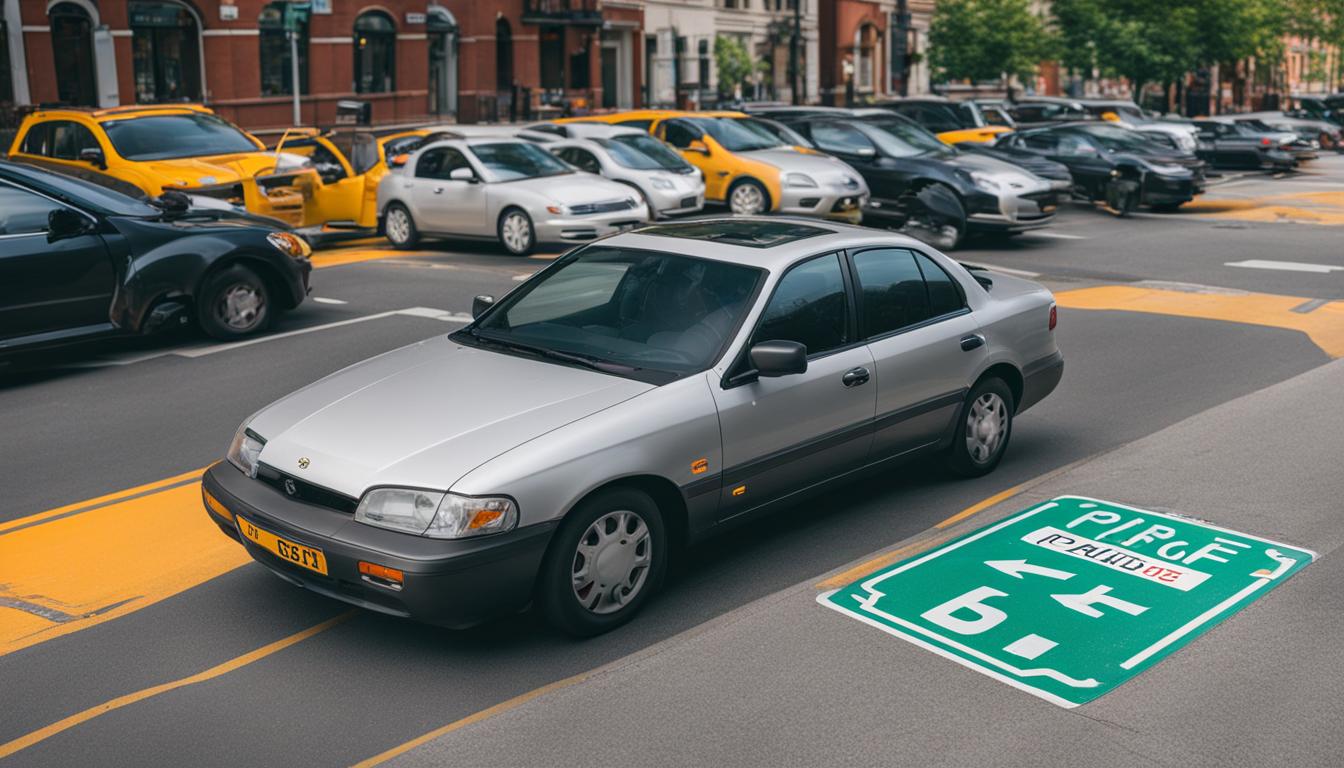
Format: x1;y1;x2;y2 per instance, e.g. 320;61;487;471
1078;125;1163;152
468;245;764;380
600;135;691;171
101;113;260;161
954;102;988;128
862;119;953;158
689;117;783;152
739;117;813;148
469;142;571;180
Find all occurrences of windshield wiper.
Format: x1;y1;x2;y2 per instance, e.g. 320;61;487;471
468;330;639;374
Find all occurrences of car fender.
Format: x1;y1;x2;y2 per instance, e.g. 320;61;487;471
450;374;724;539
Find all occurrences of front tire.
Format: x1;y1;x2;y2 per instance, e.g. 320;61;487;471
727;178;769;215
498;207;536;255
902;183;966;250
383;203;419;249
197;264;273;340
945;377;1015;478
539;487;667;637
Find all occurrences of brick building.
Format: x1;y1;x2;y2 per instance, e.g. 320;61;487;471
1;0;643;131
817;0;932;106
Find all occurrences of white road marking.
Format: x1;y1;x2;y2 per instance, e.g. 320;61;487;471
1003;634;1058;661
1225;259;1344;274
1025;231;1087;240
311;297;348;305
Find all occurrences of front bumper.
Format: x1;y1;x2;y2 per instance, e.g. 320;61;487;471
966;187;1059;232
778;184;868;223
202;462;555;628
1141;173;1201;205
647;185;705;217
535;204;650;244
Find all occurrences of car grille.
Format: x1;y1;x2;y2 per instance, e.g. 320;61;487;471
256;464;358;514
679;196;697;208
569;198;635;215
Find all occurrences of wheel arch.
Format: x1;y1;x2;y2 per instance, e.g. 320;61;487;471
975;362;1024;414
195;253;299;312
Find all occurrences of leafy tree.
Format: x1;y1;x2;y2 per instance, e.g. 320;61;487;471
928;0;1054;90
713;35;763;98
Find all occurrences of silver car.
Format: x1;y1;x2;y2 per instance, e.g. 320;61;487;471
203;218;1063;635
537;124;706;218
377;135;648;255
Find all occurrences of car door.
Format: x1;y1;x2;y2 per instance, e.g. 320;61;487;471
850;247;987;459
809;122;903;204
658;118;725;201
709;252;876;520
410;147;486;234
0;181;114;342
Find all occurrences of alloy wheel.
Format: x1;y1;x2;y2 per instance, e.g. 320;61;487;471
965;392;1008;464
386;207;411;244
215;283;265;332
729;183;765;215
570;509;653;615
501;212;532;254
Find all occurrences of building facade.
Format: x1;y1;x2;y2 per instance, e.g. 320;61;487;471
640;0;818;107
817;0;931;106
2;0;644;131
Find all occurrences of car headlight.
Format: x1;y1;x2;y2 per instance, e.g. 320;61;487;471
783;172;817;188
226;425;265;478
267;231;311;259
969;171;1002;193
355;488;445;535
546;204;568;215
425;494;518;539
651;176;675;190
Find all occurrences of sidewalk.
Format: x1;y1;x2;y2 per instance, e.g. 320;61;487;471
389;358;1344;768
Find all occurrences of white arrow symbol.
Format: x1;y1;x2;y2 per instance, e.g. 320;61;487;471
984;559;1075;581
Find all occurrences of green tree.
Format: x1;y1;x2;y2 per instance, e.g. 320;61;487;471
713;35;762;98
928;0;1054;90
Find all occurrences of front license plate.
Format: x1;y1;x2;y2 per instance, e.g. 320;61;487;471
236;514;328;575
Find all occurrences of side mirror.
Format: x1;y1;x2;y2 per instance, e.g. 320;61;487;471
686;139;711;156
472;294;495;319
48;208;90;243
79;147;107;169
749;340;807;377
449;166;477;183
389;153;410;168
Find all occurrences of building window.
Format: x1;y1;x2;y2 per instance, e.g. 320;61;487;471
49;3;97;106
353;11;395;94
495;18;512;91
129;0;201;103
259;2;307;97
569;34;590;89
697;39;709;88
540;26;564;90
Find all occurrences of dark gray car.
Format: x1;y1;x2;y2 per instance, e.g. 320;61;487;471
203;218;1063;636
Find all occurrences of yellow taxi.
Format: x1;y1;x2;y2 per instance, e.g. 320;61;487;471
565;110;867;221
867;98;1012;144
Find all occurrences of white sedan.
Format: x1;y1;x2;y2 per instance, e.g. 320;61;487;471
377;135;648;255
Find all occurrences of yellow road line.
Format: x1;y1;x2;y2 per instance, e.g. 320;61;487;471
815;484;1026;590
1185;189;1344;225
0;469;250;657
352;670;592;768
311;248;413;270
0;611;353;760
1056;285;1344;358
0;467;206;534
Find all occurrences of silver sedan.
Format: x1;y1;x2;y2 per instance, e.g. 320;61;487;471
204;218;1062;636
539;124;706;218
377;135;648;255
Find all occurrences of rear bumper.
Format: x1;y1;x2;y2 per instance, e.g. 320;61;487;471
202;463;555;628
1019;350;1064;414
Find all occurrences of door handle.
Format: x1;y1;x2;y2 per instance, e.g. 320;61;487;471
841;367;870;387
960;334;986;351
432;186;444;194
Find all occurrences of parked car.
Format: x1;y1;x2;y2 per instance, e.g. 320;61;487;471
1201;117;1317;162
953;141;1073;191
567;110;869;222
377;135;647;255
531;123;705;219
969;99;1018;129
202;217;1062;635
1077;100;1200;153
1293;93;1344;126
1006;98;1092;128
867;97;1012;143
785;115;1058;249
0;161;311;353
998;123;1207;213
1190;120;1299;171
1230;111;1342;151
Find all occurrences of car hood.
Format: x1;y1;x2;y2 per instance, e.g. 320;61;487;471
135;152;283;191
945;152;1049;190
741;148;867;190
506;173;637;206
248;336;654;498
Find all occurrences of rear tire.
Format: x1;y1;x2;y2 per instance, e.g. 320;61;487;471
539;487;667;637
383;203;419;249
197;264;273;341
727;178;769;215
944;377;1015;478
902;183;966;250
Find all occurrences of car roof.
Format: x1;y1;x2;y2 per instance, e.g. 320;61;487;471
595;217;930;270
23;104;215;123
546;122;647;139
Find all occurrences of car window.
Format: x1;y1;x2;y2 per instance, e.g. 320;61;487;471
19;123;52;155
1023;132;1058;151
101;113;260;161
852;248;930;336
1058;134;1097;156
914;252;965;317
48;121;101;160
565;147;602;174
751;253;849;356
0;183;65;236
614;119;653;131
474;245;763;377
602;135;691;171
469;142;570;180
415;147;471;179
662;119;702;149
810;122;875;155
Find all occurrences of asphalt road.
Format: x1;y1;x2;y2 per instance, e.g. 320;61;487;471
1;161;1341;767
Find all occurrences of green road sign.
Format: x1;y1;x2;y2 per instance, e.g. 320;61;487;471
820;496;1314;707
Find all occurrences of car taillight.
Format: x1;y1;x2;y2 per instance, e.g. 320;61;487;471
1260;136;1272;146
1049;303;1057;331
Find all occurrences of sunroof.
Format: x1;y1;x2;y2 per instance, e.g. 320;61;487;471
639;220;831;248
